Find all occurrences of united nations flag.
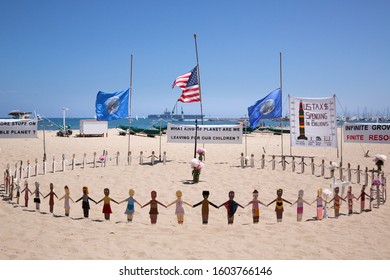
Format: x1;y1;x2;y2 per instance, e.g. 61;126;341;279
95;89;129;121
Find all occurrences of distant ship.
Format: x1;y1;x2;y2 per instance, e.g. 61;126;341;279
148;104;204;121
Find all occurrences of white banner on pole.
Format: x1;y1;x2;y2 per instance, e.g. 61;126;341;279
289;96;337;148
167;124;243;144
0;119;38;138
343;123;390;144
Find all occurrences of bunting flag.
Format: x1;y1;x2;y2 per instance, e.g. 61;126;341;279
172;66;201;103
95;89;129;121
247;88;282;129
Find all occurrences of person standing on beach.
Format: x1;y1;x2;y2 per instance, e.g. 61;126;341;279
167;190;192;225
267;189;292;222
193;190;219;225
218;191;244;225
119;189;142;222
142;190;167;224
75;186;97;218
97;188;119;220
44;183;58;213
291;190;311;222
245;189;267;224
59;185;74;216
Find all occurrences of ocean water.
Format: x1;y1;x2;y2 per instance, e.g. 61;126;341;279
37;117;289;131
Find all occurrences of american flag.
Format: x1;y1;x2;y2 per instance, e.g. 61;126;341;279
172;66;201;103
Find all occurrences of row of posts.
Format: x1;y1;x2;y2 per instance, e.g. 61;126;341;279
240;154;385;186
3;150;168;180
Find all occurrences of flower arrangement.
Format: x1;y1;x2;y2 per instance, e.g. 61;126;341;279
373;154;387;171
191;158;205;183
196;148;206;161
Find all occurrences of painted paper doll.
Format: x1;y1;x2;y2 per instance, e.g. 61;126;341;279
343;186;358;215
218;191;244;225
193;190;219;225
141;191;167;224
44;183;59;213
291;189;311;222
97;188;119;220
21;180;33;207
32;181;44;211
119;189;142;222
59;185;74;216
245;189;267;224
75;186;97;218
356;185;371;213
167;190;192;225
311;188;324;221
328;187;346;218
267;188;292;222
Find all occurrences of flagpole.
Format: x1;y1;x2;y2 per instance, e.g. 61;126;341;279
279;51;284;156
194;33;204;125
128;54;133;155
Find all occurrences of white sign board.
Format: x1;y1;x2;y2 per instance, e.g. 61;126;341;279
343;123;390;144
0;119;38;138
289;96;337;148
167;124;243;144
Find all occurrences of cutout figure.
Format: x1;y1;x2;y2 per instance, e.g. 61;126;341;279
218;191;244;225
21;180;32;207
59;185;74;216
291;190;311;222
193;190;219;225
75;186;97;218
119;189;142;222
267;189;292;222
142;191;167;224
32;181;44;211
167;190;192;224
245;189;267;224
343;186;358;215
328;187;346;218
44;183;59;213
97;188;119;220
311;188;324;221
356;185;371;213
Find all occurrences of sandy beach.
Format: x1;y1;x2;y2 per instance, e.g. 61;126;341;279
0;128;389;260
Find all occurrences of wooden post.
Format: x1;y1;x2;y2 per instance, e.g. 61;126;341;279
272;155;276;170
330;161;334;179
282;156;286;171
103;151;107;167
62;154;66;172
356;165;361;184
339;162;343;180
163;151;167;165
52;156;56;173
139;151;144;165
364;167;368;186
250;154;255;168
35;158;38;176
381;173;386;203
311;158;315;175
43;159;47;175
300;157;304;174
14;162;18;179
93;152;97;168
26;160;31;178
127;151;132;165
72;154;76;170
83;153;86;169
347;163;352;182
321;159;325;177
19;161;23;180
291;156;296;172
116;151;120;166
261;154;265;169
151;151;155;166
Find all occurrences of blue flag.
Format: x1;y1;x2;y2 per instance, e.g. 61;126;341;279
95;89;129;121
247;88;282;129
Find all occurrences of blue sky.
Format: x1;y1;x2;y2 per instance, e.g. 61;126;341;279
0;0;389;118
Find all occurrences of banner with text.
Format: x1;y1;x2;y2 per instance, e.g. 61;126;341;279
289;96;337;148
167;124;243;144
343;123;390;144
0;119;38;138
